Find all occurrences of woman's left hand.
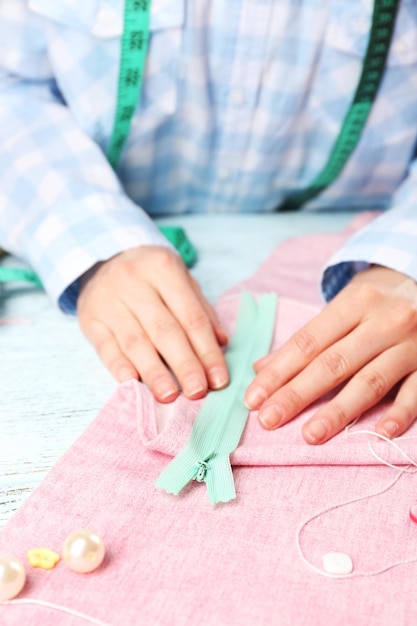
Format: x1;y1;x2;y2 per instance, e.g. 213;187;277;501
244;266;417;444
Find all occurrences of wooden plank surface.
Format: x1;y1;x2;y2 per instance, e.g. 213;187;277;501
0;212;354;527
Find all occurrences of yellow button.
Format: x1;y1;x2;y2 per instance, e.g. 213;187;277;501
27;547;60;570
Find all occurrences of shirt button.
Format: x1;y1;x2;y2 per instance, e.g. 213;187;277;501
231;90;245;107
92;7;123;37
354;16;369;34
393;39;408;55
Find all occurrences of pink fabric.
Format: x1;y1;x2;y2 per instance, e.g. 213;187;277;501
2;214;417;626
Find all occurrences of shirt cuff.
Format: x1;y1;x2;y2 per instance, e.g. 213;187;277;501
55;224;174;314
59;277;82;314
322;260;370;302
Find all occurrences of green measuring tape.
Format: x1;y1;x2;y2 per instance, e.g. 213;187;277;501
107;0;151;169
107;0;399;213
279;0;400;211
107;0;399;218
106;0;196;266
0;266;43;288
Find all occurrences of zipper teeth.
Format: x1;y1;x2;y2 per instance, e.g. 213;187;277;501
206;456;235;505
205;292;277;457
155;291;277;502
189;291;258;457
155;446;197;495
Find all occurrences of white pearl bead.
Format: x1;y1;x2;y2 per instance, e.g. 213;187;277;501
0;555;26;601
62;530;105;574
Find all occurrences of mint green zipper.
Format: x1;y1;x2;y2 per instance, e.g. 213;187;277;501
156;290;277;505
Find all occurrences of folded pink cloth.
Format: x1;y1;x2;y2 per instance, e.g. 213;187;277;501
2;214;417;626
139;295;412;467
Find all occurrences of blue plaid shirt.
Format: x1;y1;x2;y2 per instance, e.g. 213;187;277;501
2;0;417;312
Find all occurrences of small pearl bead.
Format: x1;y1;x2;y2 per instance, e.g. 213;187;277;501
0;555;26;601
62;530;105;574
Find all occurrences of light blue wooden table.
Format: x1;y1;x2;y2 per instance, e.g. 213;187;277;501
0;212;354;527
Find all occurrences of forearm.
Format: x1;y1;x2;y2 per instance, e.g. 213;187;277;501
0;74;171;312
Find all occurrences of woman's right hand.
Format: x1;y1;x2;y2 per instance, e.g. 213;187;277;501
77;245;229;402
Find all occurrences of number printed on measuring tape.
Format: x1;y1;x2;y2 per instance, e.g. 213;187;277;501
107;0;152;168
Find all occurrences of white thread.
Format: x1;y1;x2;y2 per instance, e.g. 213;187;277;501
349;429;417;469
3;599;111;625
367;443;417;473
297;429;417;578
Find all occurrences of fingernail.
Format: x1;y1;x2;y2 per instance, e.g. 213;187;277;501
159;391;178;402
184;375;206;399
259;405;284;430
218;327;229;344
157;382;179;402
379;420;399;438
208;367;229;390
245;385;268;410
304;419;329;444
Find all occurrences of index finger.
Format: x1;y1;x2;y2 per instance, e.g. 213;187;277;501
244;293;362;410
160;277;229;391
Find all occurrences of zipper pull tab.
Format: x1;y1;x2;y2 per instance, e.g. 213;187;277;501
194;461;209;483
